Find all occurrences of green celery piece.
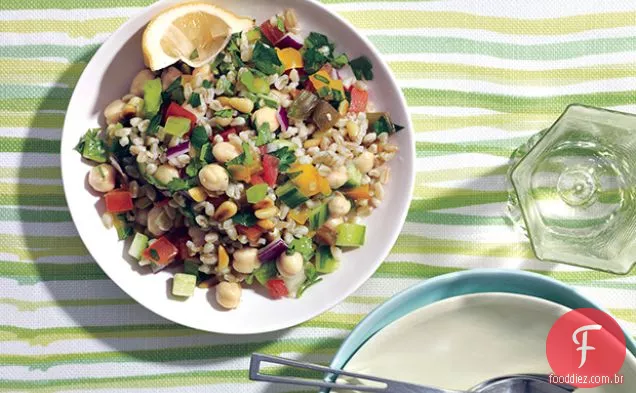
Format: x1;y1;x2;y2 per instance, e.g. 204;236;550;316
164;116;191;137
315;245;339;273
253;263;278;286
239;69;270;94
289;237;315;261
308;203;329;230
246;183;269;203
143;78;162;117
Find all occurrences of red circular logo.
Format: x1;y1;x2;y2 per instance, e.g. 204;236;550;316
546;308;626;388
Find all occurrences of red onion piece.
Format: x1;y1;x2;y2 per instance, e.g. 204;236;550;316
258;238;288;262
276;107;289;132
275;34;303;50
337;64;356;82
166;141;190;159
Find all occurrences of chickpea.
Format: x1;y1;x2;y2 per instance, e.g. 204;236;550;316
212;142;240;163
251;107;279;132
354;151;375;174
161;66;182;90
228;97;254;114
232;247;260;274
216;281;242;309
328;194;351;217
327;166;348;189
147;205;172;237
104;99;125;124
199;164;229;192
129;69;156;97
88;164;116;193
277;252;304;278
154;164;180;185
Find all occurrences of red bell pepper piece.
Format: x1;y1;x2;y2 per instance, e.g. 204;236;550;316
349;87;368;113
262;154;279;187
143;236;178;265
259;20;285;45
104;190;133;213
250;173;266;185
165;102;197;129
267;278;289;299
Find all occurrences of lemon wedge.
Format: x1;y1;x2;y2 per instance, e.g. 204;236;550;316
142;2;255;71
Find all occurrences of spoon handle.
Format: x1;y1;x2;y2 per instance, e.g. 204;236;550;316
249;353;454;393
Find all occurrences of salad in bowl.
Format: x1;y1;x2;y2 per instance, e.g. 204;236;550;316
74;3;403;310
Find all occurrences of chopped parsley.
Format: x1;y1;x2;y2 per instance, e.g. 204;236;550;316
147;113;162;135
269;146;296;171
302;32;335;74
349;56;374;81
202;79;212;89
190;126;208;149
252;41;283;75
165;177;198;192
188;92;201;107
232;209;257;227
226;142;253;167
330;53;349;69
214;108;233;118
75;128;107;163
149;248;160;261
199;142;214;164
215;77;233;96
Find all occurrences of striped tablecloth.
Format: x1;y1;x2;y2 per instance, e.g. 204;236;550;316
2;0;636;391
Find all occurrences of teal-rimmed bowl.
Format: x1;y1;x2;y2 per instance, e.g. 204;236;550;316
330;269;636;371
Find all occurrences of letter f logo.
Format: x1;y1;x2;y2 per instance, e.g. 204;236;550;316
572;324;602;368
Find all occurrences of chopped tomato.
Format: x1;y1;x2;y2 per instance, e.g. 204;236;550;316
259;20;285;45
154;198;171;208
218;127;237;141
349;87;368;113
143;237;178;265
236;225;265;243
267;279;289;299
250;173;266;185
262;154;279;187
104;190;133;213
165;102;197;129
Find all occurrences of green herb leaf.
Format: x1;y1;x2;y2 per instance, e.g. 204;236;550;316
188;92;201;107
147;113;162;135
165;177;198;192
349;56;374;81
202;79;212;89
232;210;257;227
189;49;199;60
269;146;296;171
289;237;315;262
185;158;202;177
199;142;214;164
252;41;283;75
190;126;208;149
330;53;349;69
305;32;333;52
225;142;253;167
302;48;328;75
163;76;185;104
75;128;107;163
255;122;273;146
214;108;233;118
149;248;160;261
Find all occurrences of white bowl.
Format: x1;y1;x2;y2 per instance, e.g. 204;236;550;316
60;0;415;334
340;293;636;393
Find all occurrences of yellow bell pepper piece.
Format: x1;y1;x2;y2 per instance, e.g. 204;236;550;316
288;208;309;225
289;163;321;197
317;175;332;196
276;47;304;71
330;79;345;95
308;70;331;91
187;186;208;202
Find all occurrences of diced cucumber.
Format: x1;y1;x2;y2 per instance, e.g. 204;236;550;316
143;78;162;117
183;259;200;277
308;203;329;230
336;223;366;247
172;273;196;297
343;162;362;188
128;232;149;260
275;181;309;208
164;116;191;137
315;245;339;273
289;237;315;261
246;183;269;203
